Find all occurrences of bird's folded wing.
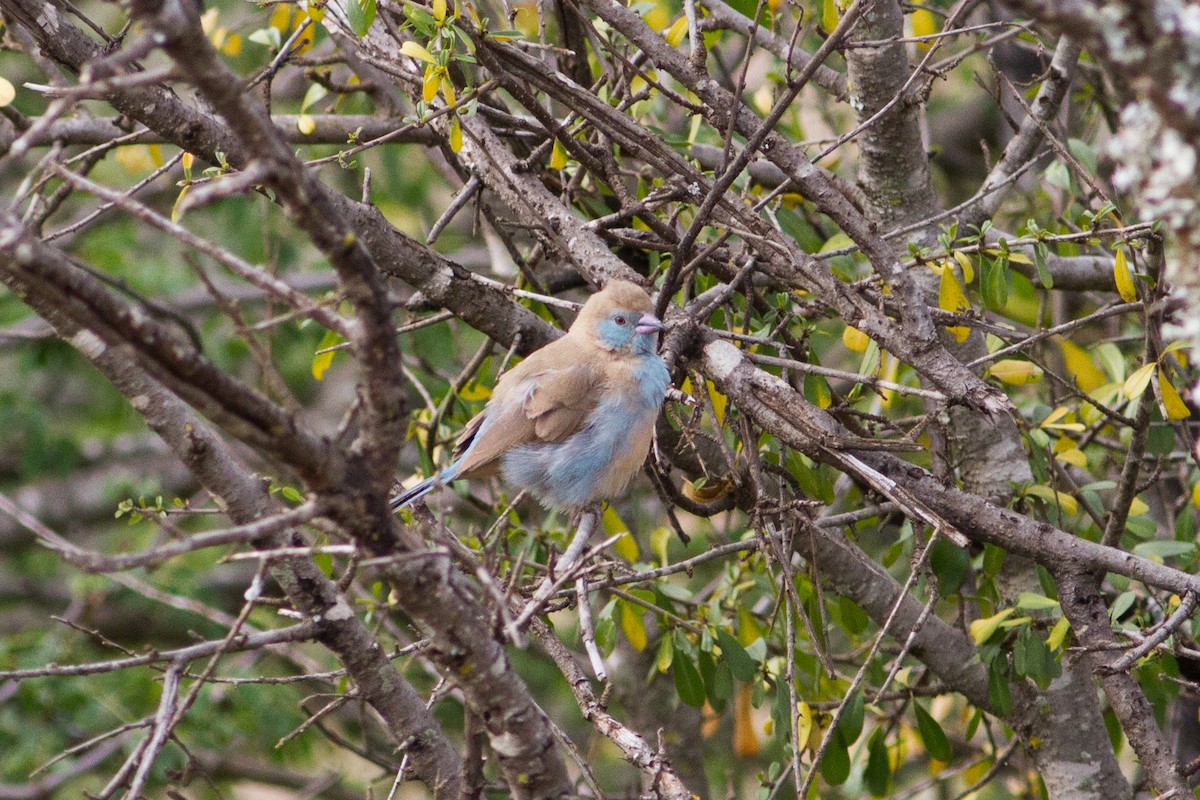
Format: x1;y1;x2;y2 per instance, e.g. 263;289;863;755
453;364;602;478
524;364;602;442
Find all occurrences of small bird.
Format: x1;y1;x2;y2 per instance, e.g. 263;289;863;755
391;280;671;511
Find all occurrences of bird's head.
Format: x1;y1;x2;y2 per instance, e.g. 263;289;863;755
574;280;666;355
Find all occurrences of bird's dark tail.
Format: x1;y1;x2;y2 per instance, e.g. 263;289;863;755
389;476;436;511
389;468;457;511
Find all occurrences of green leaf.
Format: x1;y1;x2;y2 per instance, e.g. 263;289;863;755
1034;242;1053;288
673;654;706;708
715;630;757;681
1132;540;1196;559
655;632;674;673
864;729;890;796
914;702;953;762
1109;590;1136;622
819;727;850;786
699;649;732;709
929;537;969;596
347;0;377;36
1016;592;1061;612
1044;159;1071;191
987;659;1012;716
981;257;1008;310
838;688;864;744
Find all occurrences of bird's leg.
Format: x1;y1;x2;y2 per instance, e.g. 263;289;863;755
513;505;599;630
553;504;599;580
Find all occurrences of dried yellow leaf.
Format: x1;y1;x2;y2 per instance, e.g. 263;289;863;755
1055;448;1087;468
843;325;869;352
1122;361;1156;400
664;15;688;47
953;250;974;284
988;359;1043;385
1114;247;1137;302
401;40;437;64
1158;369;1191;420
1058;338;1107;392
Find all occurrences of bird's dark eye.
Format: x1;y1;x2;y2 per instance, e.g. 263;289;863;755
614;315;628;326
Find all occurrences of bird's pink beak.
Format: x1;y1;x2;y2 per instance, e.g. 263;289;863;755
635;313;666;335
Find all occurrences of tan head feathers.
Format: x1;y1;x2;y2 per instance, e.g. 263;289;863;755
572;280;655;330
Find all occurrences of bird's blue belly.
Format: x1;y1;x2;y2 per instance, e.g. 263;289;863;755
500;400;638;508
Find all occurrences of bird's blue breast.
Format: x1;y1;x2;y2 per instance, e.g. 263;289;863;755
501;354;670;509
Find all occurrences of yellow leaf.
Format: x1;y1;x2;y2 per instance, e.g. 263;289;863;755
1041;406;1072;428
738;606;763;647
613;532;640;563
619;601;647;651
221;32;243;56
423;68;440;103
733;682;760;757
1055;448;1087;468
664;15;688;46
116;145;156;173
939;268;971;342
969;608;1015;645
939;267;970;312
796;701;815;751
170;186;190;223
549;138;568;170
293;26;314;55
458;381;491;401
642;0;669;31
1024;484;1078;516
843;325;869;352
1158;370;1192;419
1127;497;1149;517
270;4;294;32
953;250;974;284
1005;252;1033;265
441;77;457;106
401;40;437;64
821;0;839;32
911;5;937;51
1114;247;1137;302
1122;361;1156;400
306;0;326;22
297;114;316;135
706;379;727;425
1040;407;1084;432
878;352;899;409
1058;338;1107;393
311;349;334;381
1045;616;1070;651
683;479;730;503
449;115;462;153
433;0;447;23
988;359;1043;385
181;151;194;173
1193;482;1200;509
